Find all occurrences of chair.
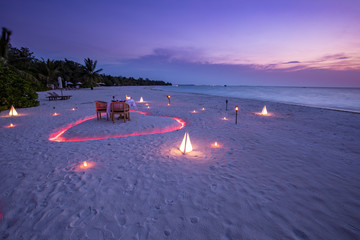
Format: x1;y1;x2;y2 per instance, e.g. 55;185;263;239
111;102;130;123
95;101;108;120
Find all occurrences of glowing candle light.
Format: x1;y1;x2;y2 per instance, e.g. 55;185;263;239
167;95;171;104
179;132;192;154
201;108;206;111
139;97;144;102
52;112;58;116
9;105;18;116
83;161;88;167
261;105;268;115
222;117;228;120
126;96;131;100
71;108;76;111
211;141;221;148
147;106;150;109
192;110;197;113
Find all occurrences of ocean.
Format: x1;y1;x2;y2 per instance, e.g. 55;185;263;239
156;85;360;113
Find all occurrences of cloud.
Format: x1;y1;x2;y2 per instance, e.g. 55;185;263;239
100;47;360;87
284;61;301;64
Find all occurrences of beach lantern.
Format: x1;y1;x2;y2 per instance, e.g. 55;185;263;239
235;106;239;124
167;95;171;104
261;105;268;115
139;97;144;102
211;141;220;148
179;132;193;154
9;105;18;116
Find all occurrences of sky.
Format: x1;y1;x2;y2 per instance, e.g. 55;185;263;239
1;0;360;87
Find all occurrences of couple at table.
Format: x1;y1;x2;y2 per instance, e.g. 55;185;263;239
107;96;137;114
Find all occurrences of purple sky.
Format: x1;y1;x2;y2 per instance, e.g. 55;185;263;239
1;0;360;87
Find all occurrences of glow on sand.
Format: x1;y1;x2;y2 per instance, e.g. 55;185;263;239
75;160;97;171
49;110;186;142
211;141;221;148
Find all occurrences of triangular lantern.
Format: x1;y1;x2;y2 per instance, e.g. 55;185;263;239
9;105;18;116
179;132;193;154
261;105;268;115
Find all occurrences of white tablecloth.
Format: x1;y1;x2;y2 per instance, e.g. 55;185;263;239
107;100;137;114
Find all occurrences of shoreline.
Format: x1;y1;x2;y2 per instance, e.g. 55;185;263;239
153;86;360;114
154;85;360;114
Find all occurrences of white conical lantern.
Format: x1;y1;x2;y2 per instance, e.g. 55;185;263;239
9;105;18;116
179;132;193;154
261;105;268;115
139;97;144;102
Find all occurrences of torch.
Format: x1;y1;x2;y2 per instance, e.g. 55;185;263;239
167;95;171;105
235;106;239;124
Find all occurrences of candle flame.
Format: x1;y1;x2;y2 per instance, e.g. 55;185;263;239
179;132;193;154
261;106;268;115
9;105;18;116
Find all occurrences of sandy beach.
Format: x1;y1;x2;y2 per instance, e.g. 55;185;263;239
0;86;359;240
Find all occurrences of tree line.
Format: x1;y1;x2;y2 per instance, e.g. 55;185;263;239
0;27;171;111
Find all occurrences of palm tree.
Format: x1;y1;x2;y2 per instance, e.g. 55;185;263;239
83;58;103;90
0;27;12;60
36;59;60;87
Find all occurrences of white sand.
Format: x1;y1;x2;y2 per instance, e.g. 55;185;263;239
0;86;359;239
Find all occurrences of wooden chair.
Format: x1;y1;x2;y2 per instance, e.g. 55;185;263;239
95;101;108;120
111;102;130;123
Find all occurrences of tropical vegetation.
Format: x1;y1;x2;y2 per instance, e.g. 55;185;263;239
0;27;171;111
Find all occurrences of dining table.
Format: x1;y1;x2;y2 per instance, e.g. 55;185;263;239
106;99;137;115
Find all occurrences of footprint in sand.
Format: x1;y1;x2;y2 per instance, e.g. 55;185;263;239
190;217;199;224
70;206;97;227
210;183;217;191
164;230;171;236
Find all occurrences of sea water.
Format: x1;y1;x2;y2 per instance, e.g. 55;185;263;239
157;85;360;113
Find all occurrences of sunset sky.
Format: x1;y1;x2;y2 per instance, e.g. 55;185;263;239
1;0;360;87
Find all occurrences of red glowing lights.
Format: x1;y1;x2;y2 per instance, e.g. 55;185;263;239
49;110;186;142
